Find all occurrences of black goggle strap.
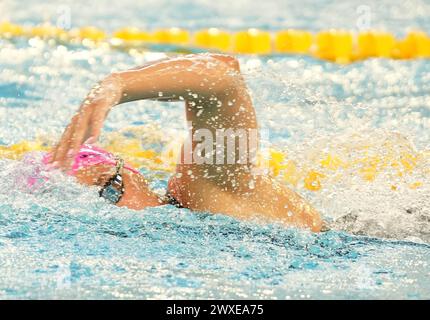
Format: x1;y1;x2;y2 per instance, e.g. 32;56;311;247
109;157;125;187
114;157;125;174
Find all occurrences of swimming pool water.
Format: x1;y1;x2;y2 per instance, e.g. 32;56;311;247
0;0;429;299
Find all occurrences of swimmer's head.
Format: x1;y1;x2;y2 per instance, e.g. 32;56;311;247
42;144;139;176
42;144;161;209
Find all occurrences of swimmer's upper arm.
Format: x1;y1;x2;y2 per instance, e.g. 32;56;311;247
114;55;243;105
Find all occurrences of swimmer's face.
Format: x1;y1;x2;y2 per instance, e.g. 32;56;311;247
75;164;162;209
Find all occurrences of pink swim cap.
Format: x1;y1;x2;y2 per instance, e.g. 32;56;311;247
25;144;139;191
42;144;139;176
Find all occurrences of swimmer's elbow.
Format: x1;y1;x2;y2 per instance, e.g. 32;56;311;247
226;56;241;72
218;59;246;91
209;54;241;72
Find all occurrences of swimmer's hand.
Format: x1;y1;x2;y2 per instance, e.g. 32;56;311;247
50;75;123;169
50;54;241;169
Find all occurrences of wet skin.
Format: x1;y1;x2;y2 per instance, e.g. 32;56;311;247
52;53;322;232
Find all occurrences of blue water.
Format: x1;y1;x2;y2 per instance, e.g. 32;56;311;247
0;0;429;299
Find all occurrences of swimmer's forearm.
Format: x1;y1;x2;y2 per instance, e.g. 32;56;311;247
109;56;240;105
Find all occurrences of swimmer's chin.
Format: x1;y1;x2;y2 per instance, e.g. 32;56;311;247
115;191;163;210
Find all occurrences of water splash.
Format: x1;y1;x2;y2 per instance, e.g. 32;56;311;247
1;0;430;298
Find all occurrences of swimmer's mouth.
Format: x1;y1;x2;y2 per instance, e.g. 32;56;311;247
99;157;125;204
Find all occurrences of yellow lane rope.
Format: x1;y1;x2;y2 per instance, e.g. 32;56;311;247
1;22;430;63
0;130;427;192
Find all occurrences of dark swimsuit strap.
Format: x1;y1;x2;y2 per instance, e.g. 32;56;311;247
164;192;184;208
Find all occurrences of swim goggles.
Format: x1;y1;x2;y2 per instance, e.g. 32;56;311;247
99;157;125;204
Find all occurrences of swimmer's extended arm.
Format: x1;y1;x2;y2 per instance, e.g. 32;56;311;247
115;54;242;104
50;54;241;168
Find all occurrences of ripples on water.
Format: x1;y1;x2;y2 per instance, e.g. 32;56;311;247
0;0;429;299
1;155;429;299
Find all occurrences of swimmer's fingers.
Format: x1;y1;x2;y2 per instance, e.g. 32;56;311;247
50;114;78;165
87;103;110;143
69;100;112;154
64;107;94;167
51;100;110;169
52;107;91;169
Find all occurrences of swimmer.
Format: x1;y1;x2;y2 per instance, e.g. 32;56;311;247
49;53;322;232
